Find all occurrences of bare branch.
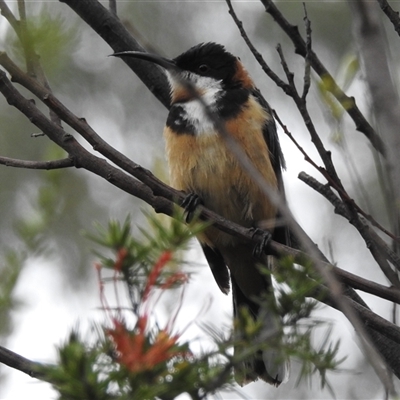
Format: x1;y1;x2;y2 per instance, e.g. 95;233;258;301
225;0;290;94
274;112;400;247
0;156;73;169
60;0;170;108
0;69;164;210
0;0;20;36
225;1;343;190
0;51;173;204
299;172;400;288
376;0;400;37
230;0;400;285
0;345;48;381
258;0;385;155
334;266;400;304
301;3;311;100
17;0;35;76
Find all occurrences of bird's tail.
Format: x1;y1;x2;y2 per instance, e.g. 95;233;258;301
231;276;288;386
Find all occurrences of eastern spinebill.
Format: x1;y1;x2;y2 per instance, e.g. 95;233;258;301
112;42;289;386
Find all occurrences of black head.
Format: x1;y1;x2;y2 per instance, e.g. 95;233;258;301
173;42;238;86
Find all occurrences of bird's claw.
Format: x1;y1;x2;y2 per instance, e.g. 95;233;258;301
250;227;272;258
181;193;203;223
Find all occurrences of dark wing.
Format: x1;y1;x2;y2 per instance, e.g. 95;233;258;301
251;88;291;247
201;244;230;294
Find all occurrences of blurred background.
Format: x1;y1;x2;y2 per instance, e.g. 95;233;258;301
0;0;399;398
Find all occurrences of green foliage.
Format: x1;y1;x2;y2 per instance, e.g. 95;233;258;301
39;330;115;400
86;210;208;311
39;213;236;400
8;6;78;77
39;325;234;400
87;209;204;264
317;54;359;147
35;214;344;399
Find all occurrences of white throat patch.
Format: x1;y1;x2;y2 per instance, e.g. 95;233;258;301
166;70;223;135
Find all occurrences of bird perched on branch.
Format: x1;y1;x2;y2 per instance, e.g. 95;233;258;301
112;42;289;386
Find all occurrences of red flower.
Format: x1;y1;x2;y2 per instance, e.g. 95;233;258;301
143;251;173;301
108;318;186;373
106;249;191;373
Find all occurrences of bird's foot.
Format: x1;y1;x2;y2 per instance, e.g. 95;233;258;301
181;192;203;223
250;227;272;258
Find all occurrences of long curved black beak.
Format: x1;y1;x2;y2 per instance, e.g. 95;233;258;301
111;51;179;73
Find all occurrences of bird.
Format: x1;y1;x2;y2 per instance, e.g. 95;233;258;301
112;42;289;386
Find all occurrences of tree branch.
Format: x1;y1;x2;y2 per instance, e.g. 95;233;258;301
299;172;400;289
0;0;20;37
59;0;170;108
376;0;400;37
0;156;73;169
273;110;399;244
257;0;385;155
0;345;49;381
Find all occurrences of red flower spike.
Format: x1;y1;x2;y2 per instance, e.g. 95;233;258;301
108;317;187;373
114;248;128;273
160;272;189;290
143;251;173;301
95;262;102;272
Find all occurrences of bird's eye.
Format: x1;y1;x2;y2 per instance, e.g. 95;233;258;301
198;64;210;73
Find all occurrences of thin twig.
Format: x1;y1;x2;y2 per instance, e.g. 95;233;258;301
258;0;385;155
273;110;400;246
0;51;170;200
334;266;400;304
0;156;73;169
273;60;400;274
376;0;400;37
299;172;400;290
17;0;34;76
301;3;311;100
0;0;20;37
225;0;290;94
226;0;342;190
274;42;341;185
273;46;400;282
